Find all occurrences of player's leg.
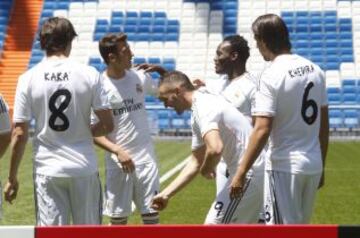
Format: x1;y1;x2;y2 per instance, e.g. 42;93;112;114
133;160;160;225
215;159;229;196
264;170;306;224
204;159;230;224
222;170;263;224
204;187;230;224
103;168;133;225
69;173;102;224
302;173;321;223
34;174;70;225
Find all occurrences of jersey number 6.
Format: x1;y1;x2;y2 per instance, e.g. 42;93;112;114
301;82;318;125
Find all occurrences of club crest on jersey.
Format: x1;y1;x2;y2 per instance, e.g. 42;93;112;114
136;83;143;93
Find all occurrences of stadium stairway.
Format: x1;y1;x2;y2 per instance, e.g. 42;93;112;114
0;0;42;110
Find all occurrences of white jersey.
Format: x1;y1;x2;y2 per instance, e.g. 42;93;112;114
13;58;110;177
101;69;158;169
0;95;10;134
205;73;257;121
252;54;327;174
191;91;262;174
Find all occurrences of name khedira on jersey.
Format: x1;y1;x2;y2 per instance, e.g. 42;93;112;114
288;64;314;78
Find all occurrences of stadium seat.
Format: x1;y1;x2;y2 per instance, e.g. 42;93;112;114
329;109;344;129
343;109;359;129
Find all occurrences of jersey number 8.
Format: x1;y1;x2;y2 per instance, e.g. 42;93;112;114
48;89;72;131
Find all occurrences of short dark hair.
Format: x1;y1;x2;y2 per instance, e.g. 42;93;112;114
39;17;77;55
98;33;127;65
252;14;291;54
160;71;195;91
223;35;250;64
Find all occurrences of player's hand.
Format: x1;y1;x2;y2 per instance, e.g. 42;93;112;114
151;193;169;211
192;79;206;89
115;148;135;173
4;178;19;204
229;173;246;200
135;63;167;76
200;165;216;180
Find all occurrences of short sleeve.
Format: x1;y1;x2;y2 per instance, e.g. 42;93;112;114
193;96;220;137
13;75;32;123
142;72;158;96
191;119;204;151
319;70;328;107
0;96;11;134
92;73;111;111
252;71;277;117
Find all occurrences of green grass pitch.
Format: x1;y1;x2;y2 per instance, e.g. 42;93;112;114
0;140;359;225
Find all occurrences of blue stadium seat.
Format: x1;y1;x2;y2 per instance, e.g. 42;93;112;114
342;86;356;94
111;18;124;26
327;87;341;94
165;33;179;41
328;93;342;104
329;109;344;129
152;26;166;33
140;11;152;18
157;110;171;130
97;19;109;26
154;12;166;18
148;58;161;64
343;110;359;129
342;93;357;104
145;95;158;104
342;79;356;87
112;12;124;18
126;11;138;18
125;17;138;26
133;57;146;64
139;18;152;26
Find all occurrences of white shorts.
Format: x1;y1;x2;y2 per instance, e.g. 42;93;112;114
215;159;229;196
103;160;160;218
34;173;102;226
205;170;264;224
264;170;321;224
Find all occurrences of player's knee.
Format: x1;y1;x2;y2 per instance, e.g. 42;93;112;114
141;212;159;225
110;216;128;225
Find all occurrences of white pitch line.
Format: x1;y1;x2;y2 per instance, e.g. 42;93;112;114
160;155;191;183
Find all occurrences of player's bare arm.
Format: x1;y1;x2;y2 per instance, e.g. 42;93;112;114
151;146;206;211
94;136;135;173
0;131;11;159
136;63;167;76
4;122;29;204
200;130;223;179
318;106;329;189
230;116;272;199
91;109;114;137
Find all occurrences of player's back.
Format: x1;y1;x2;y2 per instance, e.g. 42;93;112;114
192;91;261;174
15;58;107;176
256;54;326;174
